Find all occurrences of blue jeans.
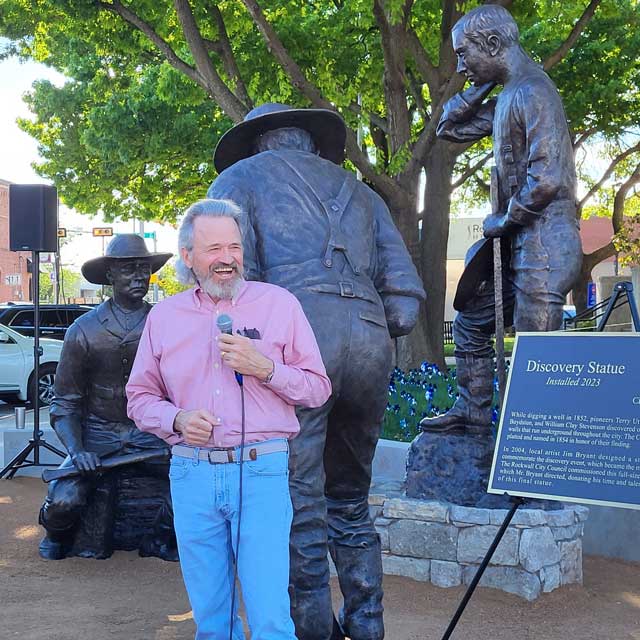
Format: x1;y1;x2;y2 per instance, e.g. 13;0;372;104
169;440;296;640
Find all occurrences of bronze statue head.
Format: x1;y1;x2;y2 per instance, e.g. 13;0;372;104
452;5;521;86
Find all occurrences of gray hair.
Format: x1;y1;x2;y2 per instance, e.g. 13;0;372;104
454;5;520;51
175;198;243;285
255;127;318;155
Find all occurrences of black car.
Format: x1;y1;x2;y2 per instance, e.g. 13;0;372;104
0;303;94;341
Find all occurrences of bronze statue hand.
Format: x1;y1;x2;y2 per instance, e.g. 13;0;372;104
70;450;102;476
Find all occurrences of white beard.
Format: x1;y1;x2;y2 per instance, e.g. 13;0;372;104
200;275;244;300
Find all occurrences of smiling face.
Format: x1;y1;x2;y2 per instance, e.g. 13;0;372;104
105;259;152;306
452;28;500;86
181;215;244;300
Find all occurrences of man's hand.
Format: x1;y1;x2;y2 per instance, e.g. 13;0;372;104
70;450;102;476
483;213;511;238
217;333;274;382
173;409;220;446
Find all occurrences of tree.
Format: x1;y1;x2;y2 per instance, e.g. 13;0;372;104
157;263;190;297
2;0;634;366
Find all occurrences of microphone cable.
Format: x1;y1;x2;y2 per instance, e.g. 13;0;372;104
229;375;244;640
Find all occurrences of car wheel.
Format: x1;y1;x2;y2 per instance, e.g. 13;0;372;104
28;363;57;407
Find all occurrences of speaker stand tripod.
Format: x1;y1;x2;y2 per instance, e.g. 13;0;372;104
0;250;66;479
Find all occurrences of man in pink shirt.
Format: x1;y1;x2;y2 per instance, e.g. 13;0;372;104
126;198;331;640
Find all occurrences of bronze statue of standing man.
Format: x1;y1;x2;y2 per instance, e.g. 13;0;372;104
422;5;582;442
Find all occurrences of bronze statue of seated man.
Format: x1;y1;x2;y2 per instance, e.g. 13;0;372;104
38;234;176;560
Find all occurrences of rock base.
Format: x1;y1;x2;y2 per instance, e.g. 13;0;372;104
369;491;588;601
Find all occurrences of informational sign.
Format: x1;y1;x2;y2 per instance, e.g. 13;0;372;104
143;231;156;239
4;274;21;286
489;333;640;510
92;227;113;237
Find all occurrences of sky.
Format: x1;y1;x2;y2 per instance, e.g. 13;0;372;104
0;46;179;271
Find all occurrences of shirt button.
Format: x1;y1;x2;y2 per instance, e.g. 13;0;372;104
214;363;220;369
122;357;128;364
215;389;221;395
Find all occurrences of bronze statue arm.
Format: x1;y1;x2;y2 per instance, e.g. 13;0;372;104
504;82;570;226
436;83;496;143
49;323;100;474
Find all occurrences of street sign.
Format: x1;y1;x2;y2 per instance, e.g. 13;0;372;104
92;227;113;237
149;273;159;284
57;228;67;238
143;231;156;239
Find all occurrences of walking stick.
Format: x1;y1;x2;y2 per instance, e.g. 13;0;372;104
493;237;507;407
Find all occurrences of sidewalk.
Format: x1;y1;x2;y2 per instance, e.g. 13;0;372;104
0;478;638;640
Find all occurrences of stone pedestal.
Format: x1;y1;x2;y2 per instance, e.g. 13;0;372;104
405;431;509;508
369;493;588;601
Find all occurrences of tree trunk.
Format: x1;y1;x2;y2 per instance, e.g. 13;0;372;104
386;185;430;371
571;255;590;313
571;245;617;313
420;141;457;369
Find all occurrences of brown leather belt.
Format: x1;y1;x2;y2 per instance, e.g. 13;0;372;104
171;440;288;464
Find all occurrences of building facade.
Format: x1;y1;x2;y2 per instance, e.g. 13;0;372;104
0;179;31;303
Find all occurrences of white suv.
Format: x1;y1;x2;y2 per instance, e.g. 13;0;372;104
0;324;63;406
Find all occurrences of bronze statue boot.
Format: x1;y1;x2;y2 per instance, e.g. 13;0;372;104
420;355;494;436
38;505;74;560
139;501;179;562
329;540;384;640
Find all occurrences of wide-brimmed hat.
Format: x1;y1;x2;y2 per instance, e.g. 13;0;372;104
453;237;510;311
81;234;172;285
213;102;347;173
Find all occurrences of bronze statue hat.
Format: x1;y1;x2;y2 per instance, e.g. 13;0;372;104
453;236;510;312
81;233;172;285
213;102;347;173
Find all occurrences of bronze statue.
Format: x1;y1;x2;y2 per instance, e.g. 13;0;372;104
406;4;582;507
208;103;425;640
408;5;582;505
38;234;175;560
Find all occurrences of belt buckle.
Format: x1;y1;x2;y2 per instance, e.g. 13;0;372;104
206;448;236;464
339;281;355;298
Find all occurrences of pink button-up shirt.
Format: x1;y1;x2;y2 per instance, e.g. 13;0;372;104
126;281;331;447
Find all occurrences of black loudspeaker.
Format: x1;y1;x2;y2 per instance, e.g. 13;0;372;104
9;184;58;252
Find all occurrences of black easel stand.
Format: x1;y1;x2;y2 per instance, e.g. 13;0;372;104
596;281;640;332
0;250;66;480
440;495;524;640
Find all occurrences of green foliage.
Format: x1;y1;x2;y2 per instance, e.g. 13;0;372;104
38;267;82;302
5;0;637;224
157;262;190;297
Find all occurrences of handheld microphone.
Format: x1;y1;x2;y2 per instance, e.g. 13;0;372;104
216;314;243;386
